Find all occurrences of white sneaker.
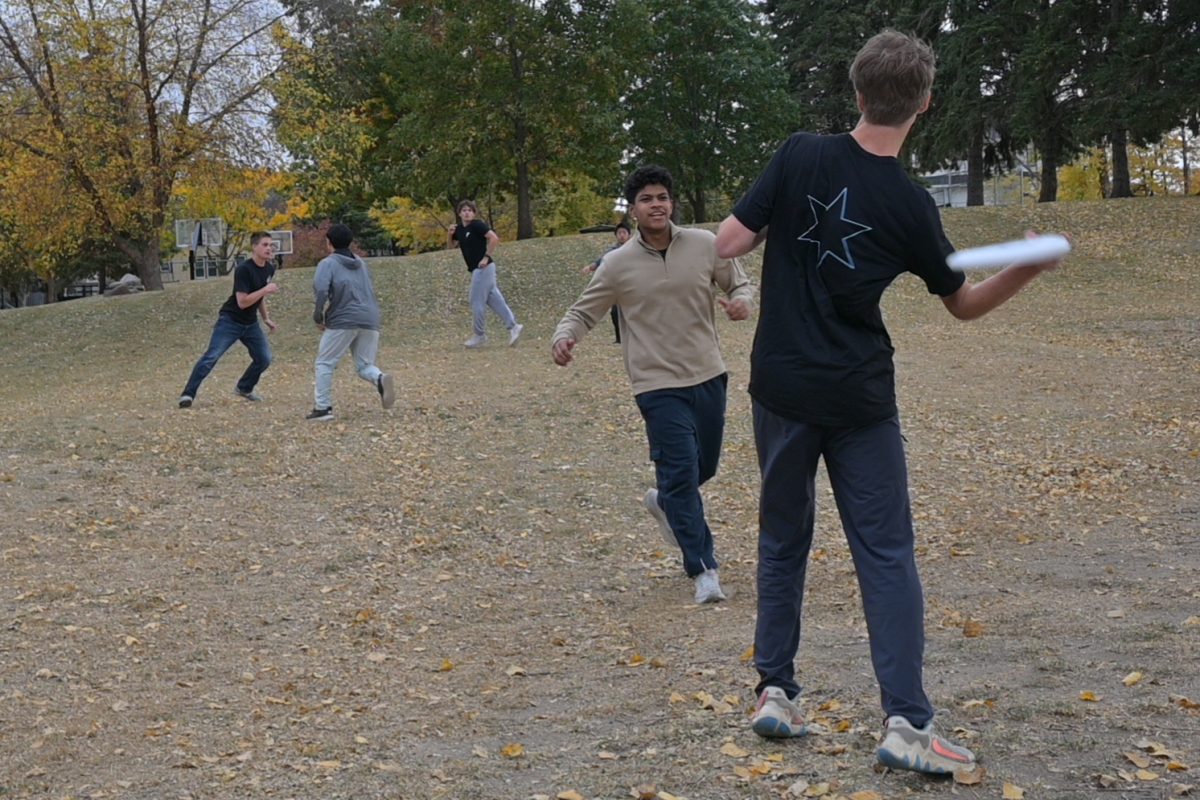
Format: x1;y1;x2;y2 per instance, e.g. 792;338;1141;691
877;715;976;775
751;686;806;738
508;323;524;346
643;489;676;548
693;568;726;604
463;334;487;348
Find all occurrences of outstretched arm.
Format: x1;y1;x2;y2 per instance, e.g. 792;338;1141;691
715;214;767;259
942;258;1061;320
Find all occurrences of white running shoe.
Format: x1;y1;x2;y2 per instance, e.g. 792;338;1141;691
876;715;976;775
643;489;676;548
463;334;487;348
750;686;807;738
693;568;726;604
508;323;524;346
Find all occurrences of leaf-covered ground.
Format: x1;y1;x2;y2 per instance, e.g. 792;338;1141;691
0;197;1197;800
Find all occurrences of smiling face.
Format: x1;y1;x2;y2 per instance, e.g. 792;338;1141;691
630;184;672;239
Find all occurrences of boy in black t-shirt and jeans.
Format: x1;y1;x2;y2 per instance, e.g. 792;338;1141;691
716;30;1065;775
179;232;279;407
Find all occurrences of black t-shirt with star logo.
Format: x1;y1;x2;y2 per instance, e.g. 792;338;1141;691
732;132;965;426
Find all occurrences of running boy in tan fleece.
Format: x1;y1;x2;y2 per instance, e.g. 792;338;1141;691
552;164;755;604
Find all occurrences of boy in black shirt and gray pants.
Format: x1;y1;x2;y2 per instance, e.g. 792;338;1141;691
716;30;1065;775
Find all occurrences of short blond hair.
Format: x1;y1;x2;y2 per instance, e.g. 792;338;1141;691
850;30;936;126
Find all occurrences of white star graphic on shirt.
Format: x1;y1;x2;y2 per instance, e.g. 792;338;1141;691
797;188;872;270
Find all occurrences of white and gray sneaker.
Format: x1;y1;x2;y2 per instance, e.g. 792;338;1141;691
508;323;524;346
876;715;976;775
643;489;677;548
693;568;726;604
750;686;807;738
464;334;487;348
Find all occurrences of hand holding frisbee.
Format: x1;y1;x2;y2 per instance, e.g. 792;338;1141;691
946;233;1071;272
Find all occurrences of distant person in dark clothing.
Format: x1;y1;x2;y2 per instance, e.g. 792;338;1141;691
582;220;632;343
178;232;278;408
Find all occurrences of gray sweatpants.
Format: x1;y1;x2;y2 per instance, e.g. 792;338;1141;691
468;263;517;336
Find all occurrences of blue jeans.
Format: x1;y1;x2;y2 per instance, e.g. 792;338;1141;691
752;401;933;726
634;374;728;577
182;314;271;399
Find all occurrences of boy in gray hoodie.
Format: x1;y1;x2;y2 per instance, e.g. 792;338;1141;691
307;224;395;421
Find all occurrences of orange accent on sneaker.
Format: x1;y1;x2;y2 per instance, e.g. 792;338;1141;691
932;737;971;762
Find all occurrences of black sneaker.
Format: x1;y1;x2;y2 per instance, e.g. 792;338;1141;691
178;395;193;408
306;407;333;421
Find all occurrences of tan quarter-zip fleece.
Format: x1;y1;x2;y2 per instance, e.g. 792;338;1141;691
553;223;755;395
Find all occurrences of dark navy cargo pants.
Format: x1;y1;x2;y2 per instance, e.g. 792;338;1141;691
752;400;934;727
635;373;728;578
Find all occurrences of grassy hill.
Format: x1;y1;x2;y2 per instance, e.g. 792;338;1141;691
0;197;1197;800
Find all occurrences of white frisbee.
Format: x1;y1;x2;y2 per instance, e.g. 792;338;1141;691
946;234;1071;271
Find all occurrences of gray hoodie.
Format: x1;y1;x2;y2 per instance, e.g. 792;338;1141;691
312;249;381;330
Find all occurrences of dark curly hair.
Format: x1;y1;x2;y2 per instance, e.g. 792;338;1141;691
623;165;674;206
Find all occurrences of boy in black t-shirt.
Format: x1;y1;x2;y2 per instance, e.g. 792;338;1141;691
178;232;279;407
715;30;1066;775
447;200;523;348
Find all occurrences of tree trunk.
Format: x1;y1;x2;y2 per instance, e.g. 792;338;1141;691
516;157;534;240
690;191;707;224
115;237;165;290
1181;127;1191;195
1038;154;1058;202
966;124;985;206
1110;129;1133;197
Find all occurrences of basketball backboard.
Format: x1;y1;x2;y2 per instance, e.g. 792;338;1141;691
269;230;293;255
175;218;226;249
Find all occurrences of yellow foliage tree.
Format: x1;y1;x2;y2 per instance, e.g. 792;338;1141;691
174;163;296;269
369;197;451;254
0;0;284;291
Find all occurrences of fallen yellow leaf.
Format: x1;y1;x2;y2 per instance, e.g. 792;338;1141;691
849;792;883;800
1122;671;1145;687
963;619;985;638
437;659;454;672
1079;690;1102;702
720;742;749;758
556;791;584;800
953;765;987;785
740;645;755;663
1003;782;1026;799
803;782;830;796
500;743;524;759
1126;752;1153;768
1137;769;1159;781
1168;762;1189;772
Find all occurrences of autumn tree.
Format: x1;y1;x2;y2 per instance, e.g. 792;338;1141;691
0;0;284;291
174;162;294;272
275;0;632;239
623;0;800;223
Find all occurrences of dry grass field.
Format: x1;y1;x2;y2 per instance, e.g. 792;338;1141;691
0;197;1197;800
